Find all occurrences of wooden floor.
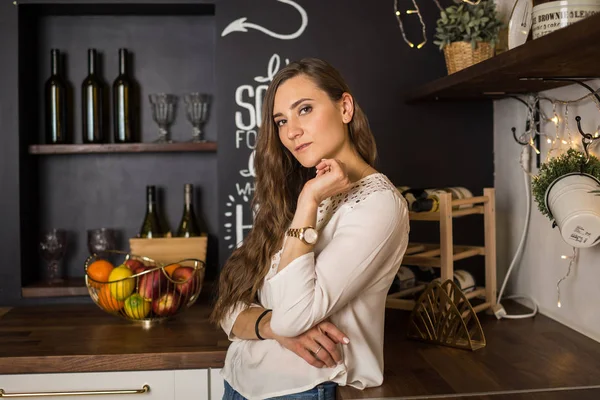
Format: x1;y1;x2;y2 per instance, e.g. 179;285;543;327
339;302;600;399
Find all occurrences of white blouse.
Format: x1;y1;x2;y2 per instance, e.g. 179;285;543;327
219;173;410;400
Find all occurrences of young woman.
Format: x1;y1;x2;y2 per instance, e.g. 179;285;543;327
211;58;410;400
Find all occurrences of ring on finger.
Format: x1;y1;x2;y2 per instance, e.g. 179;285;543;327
314;345;322;355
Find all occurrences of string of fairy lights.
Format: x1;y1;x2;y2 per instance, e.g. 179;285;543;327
513;89;600;309
393;0;481;49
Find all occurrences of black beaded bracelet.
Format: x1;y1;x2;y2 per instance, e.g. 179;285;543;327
255;309;272;340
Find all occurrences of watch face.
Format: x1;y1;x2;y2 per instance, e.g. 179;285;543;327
304;228;318;244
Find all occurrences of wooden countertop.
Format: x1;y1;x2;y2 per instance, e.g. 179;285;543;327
2;300;600;400
0;298;229;374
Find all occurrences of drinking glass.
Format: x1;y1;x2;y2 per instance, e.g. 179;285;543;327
149;93;178;143
39;229;67;283
87;228;117;256
184;93;211;143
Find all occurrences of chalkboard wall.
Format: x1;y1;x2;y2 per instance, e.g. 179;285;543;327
216;0;493;271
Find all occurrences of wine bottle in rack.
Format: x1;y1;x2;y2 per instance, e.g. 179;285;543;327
113;48;136;143
82;48;105;144
45;49;70;144
138;185;165;238
176;184;204;237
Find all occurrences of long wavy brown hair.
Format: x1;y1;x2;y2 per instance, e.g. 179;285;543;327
210;57;378;326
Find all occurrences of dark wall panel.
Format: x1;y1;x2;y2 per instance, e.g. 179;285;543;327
0;2;22;304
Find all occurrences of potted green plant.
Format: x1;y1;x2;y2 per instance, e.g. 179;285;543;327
532;148;600;248
433;0;503;74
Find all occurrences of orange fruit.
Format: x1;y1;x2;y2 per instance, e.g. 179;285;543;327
87;259;115;288
163;263;181;277
97;284;124;312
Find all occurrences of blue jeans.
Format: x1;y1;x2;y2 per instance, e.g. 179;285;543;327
223;380;337;400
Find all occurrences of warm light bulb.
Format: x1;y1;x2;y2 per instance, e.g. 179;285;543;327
406;9;418;14
547;138;552;144
408;42;414;48
561;139;568;144
395;10;400;15
561;255;568;259
557;301;562;308
551;116;559;125
595;131;599;138
416;41;426;49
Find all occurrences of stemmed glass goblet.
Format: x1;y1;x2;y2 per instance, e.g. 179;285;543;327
149;93;178;143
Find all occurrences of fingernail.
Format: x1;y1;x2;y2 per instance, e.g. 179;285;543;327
343;337;350;344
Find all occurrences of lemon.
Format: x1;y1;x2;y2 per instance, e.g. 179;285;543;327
108;265;135;300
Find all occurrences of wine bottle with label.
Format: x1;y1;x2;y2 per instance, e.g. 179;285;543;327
82;48;105;144
113;48;136;143
138;185;164;238
176;184;203;237
45;49;70;144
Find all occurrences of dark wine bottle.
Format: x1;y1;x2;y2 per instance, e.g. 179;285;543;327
82;49;105;144
113;48;135;143
138;185;164;238
45;49;69;144
176;184;203;237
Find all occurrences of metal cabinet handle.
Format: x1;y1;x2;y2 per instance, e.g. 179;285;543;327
0;384;150;397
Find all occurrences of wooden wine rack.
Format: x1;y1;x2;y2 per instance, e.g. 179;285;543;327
386;188;496;314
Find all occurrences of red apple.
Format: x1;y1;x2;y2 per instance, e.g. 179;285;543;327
172;267;197;298
137;269;167;301
124;259;144;271
132;265;148;275
152;292;181;316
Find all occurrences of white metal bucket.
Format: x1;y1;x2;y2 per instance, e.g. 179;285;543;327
545;173;600;248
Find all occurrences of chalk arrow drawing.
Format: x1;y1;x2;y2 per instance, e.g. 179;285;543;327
221;0;307;40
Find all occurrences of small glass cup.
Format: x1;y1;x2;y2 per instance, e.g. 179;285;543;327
149;93;178;143
39;229;67;283
184;93;211;143
87;228;117;256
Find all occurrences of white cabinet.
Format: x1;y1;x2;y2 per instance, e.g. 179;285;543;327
209;368;225;400
0;370;177;400
174;369;209;400
0;369;222;399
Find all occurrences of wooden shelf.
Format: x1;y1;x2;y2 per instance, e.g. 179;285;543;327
402;243;485;268
410;206;484;221
28;142;217;155
22;278;88;298
405;13;600;102
408;195;488;221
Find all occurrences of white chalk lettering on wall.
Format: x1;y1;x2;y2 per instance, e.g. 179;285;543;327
221;0;308;40
224;53;292;250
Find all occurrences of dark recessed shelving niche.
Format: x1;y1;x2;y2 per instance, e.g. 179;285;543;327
14;1;219;299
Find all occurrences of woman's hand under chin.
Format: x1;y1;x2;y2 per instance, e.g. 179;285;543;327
300;159;353;205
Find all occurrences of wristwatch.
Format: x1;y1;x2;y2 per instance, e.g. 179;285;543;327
286;226;319;245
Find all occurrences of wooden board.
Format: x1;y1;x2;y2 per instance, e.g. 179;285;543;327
405;13;600;102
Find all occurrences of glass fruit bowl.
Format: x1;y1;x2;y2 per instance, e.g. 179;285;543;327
84;250;205;326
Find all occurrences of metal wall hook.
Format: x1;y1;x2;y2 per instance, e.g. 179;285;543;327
508;95;541;165
575;116;599;161
510;96;533;145
511;127;529;145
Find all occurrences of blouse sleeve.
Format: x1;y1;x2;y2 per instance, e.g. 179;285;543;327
266;190;409;337
220;301;263;341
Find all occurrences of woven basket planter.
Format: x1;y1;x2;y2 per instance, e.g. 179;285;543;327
443;41;494;74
